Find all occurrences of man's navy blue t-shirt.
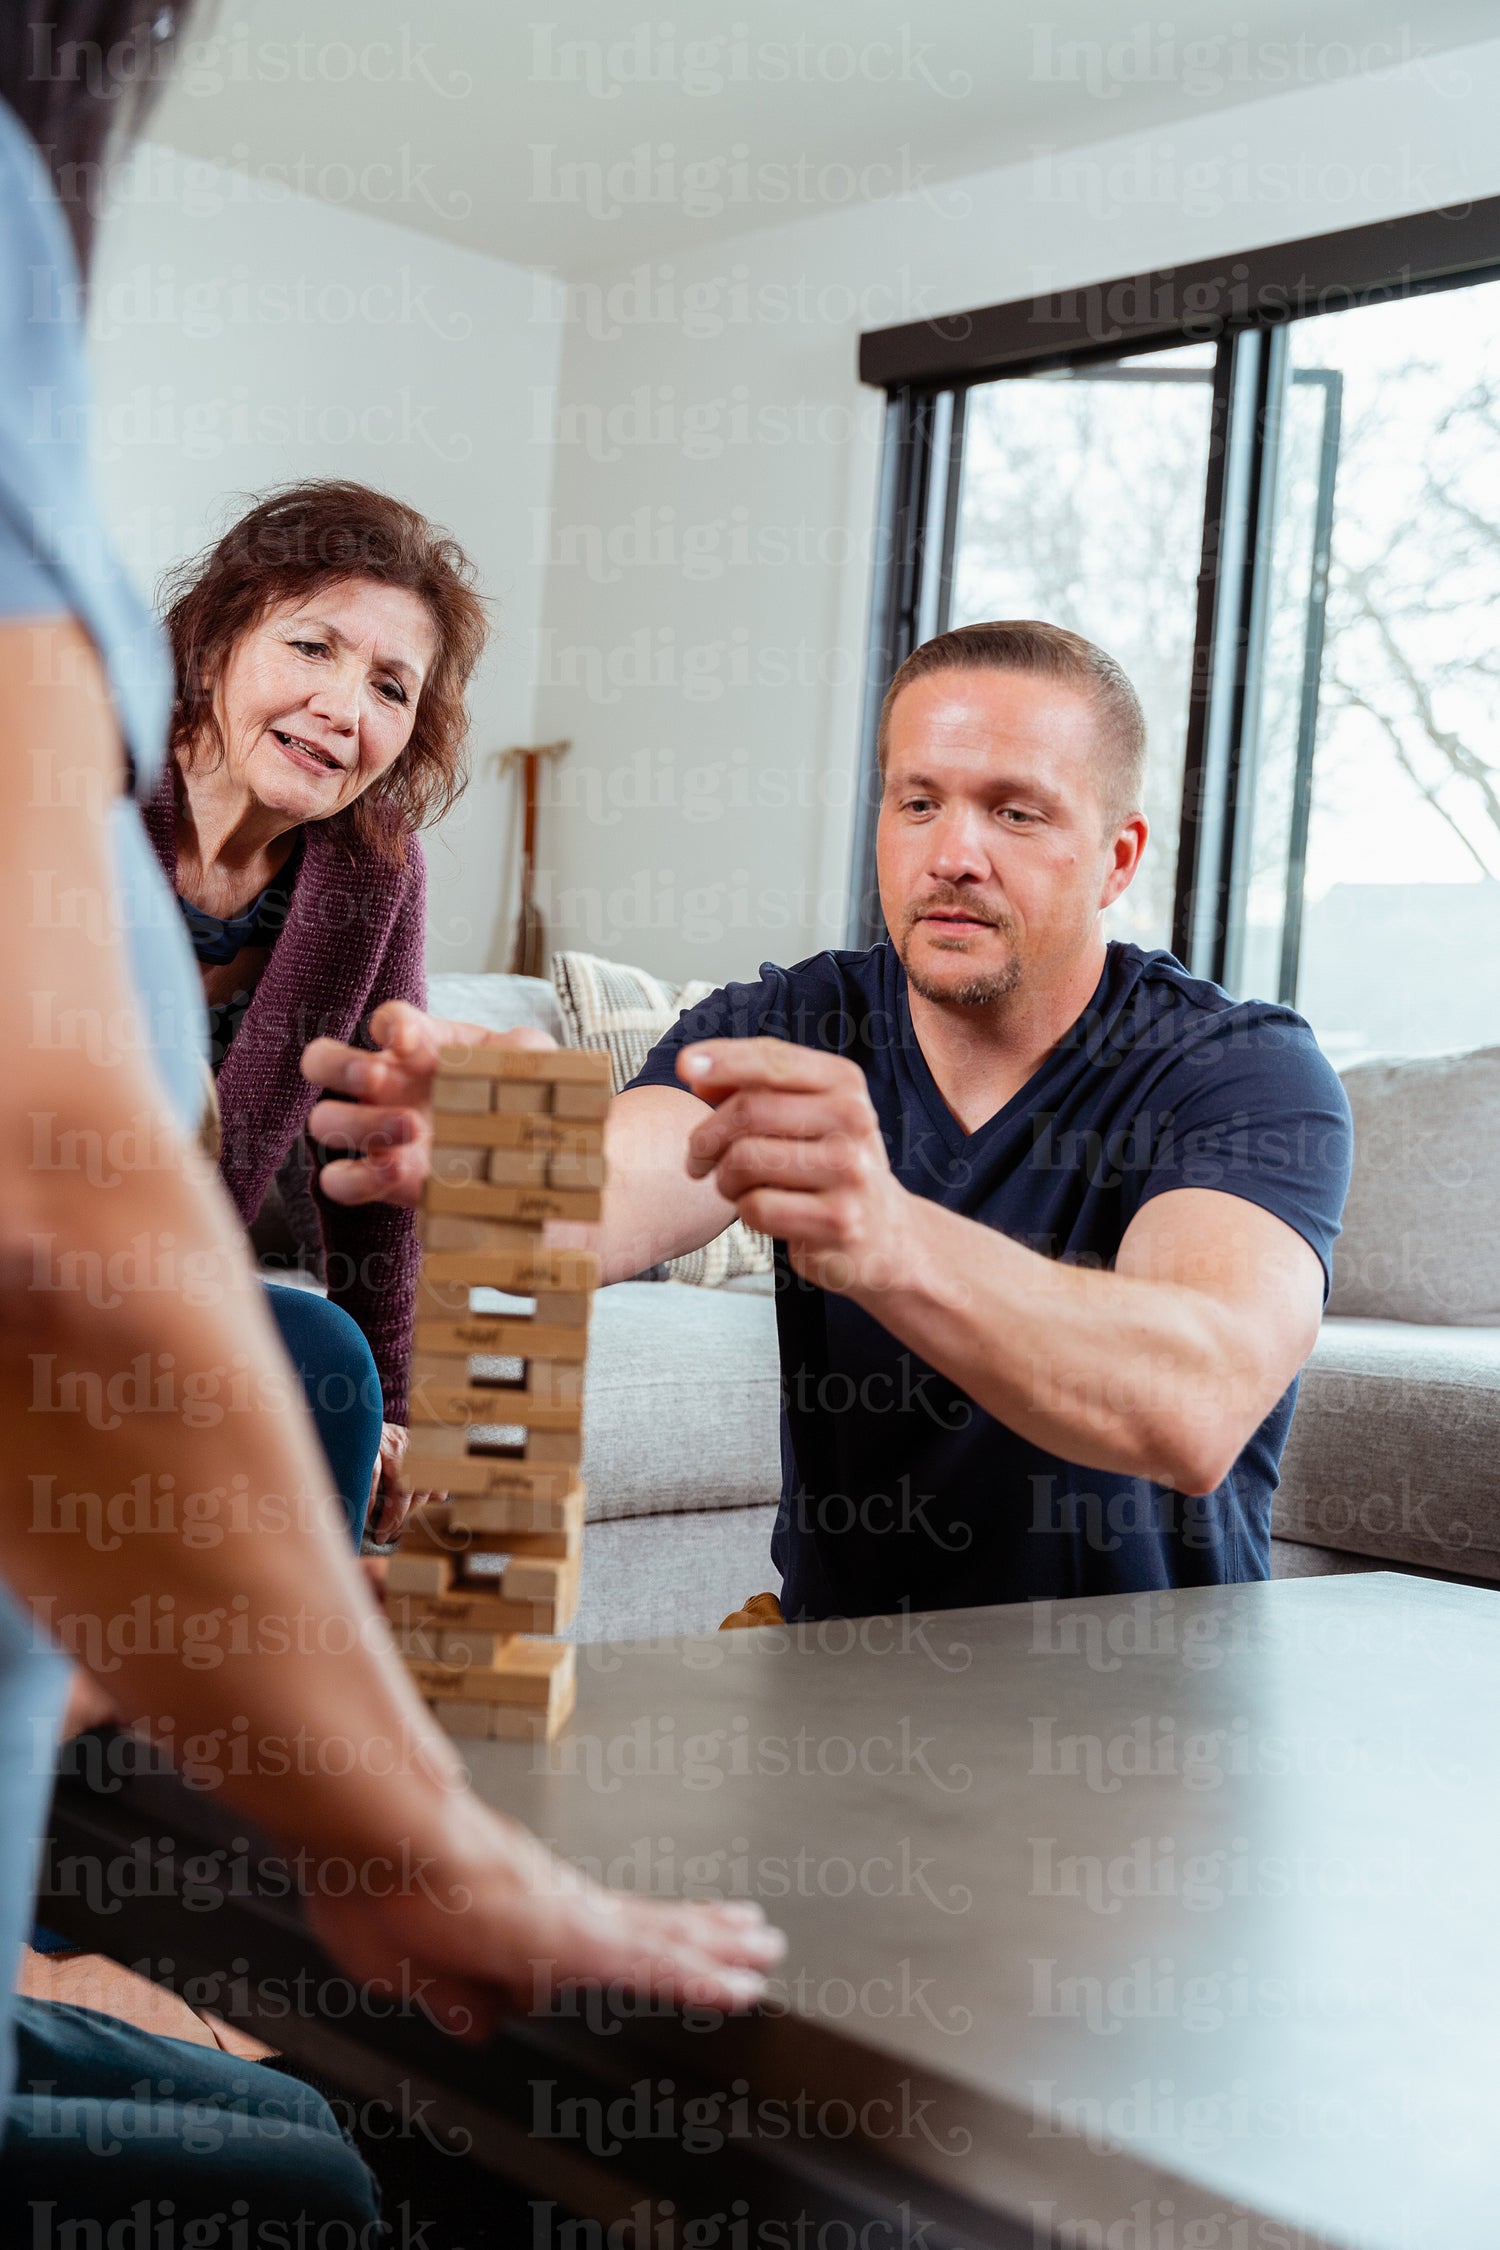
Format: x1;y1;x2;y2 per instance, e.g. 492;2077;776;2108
626;940;1353;1621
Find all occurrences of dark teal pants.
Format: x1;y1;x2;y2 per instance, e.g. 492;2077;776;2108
0;1998;379;2240
262;1282;384;1550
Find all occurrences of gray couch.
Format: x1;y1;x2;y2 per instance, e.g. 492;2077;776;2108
425;976;1500;1638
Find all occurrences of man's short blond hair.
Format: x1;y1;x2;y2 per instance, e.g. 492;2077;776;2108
877;619;1147;827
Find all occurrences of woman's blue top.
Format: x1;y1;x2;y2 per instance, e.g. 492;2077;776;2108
0;96;211;2099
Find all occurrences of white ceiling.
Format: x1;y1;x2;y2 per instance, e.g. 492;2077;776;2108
150;0;1499;276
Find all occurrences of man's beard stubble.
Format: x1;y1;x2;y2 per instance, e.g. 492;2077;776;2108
896;891;1023;1009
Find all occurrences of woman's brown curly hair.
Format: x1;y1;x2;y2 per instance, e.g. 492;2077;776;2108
159;480;488;861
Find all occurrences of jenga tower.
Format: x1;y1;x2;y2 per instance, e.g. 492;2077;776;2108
388;1045;611;1742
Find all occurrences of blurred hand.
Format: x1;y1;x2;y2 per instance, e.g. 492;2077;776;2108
367;1421;442;1547
303;1782;787;2033
302;1002;555;1209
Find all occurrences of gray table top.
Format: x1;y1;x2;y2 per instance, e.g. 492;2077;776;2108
462;1572;1500;2250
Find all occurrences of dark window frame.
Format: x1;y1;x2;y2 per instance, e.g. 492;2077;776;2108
850;196;1500;975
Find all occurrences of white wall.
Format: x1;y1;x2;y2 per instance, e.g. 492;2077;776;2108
530;34;1500;987
89;145;563;975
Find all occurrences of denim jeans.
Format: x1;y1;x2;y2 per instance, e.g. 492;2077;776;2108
262;1283;385;1550
0;1998;379;2240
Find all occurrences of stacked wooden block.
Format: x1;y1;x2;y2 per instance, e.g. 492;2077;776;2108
388;1045;610;1743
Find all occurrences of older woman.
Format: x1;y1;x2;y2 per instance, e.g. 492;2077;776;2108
147;480;482;1537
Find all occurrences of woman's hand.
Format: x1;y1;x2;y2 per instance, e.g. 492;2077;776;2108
367;1421;443;1547
302;1787;787;2034
302;1002;555;1208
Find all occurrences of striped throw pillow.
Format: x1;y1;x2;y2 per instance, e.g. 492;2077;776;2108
551;950;774;1287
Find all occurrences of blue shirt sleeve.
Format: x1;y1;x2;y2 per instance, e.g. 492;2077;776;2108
622;962;795;1094
1133;1001;1354;1294
0;97;172;792
0;97;204;1132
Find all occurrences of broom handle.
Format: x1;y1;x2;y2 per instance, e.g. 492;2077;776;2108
520;751;538;909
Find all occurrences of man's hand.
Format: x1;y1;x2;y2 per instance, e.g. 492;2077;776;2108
679;1038;910;1294
302;1001;556;1208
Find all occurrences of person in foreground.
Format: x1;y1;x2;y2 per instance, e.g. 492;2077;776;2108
0;5;780;2233
309;621;1354;1621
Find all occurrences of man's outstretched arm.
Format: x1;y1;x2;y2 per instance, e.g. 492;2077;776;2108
303;1005;736;1282
679;1037;1326;1497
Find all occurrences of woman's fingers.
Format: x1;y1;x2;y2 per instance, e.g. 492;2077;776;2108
306;1100;420;1154
318;1145;430;1209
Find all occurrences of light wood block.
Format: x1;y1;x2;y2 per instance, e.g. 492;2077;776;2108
426;1179;602;1224
495;1081;552;1114
484;1148;552;1187
443;1486;584;1536
419;1214;542;1257
430;1146;490;1188
552;1081;611;1120
432;1112;604;1153
436;1048;611;1085
386;1551;453;1596
531;1290;592;1326
432;1077;492;1115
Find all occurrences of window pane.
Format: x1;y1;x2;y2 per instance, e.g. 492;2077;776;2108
949;344;1216;950
1240;283;1500;1064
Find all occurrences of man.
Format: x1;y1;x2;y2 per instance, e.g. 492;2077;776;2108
304;621;1353;1621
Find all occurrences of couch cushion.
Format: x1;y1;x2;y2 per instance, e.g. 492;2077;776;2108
427;971;564;1042
1274;1316;1500;1578
1328;1045;1500;1323
567;1503;780;1644
581;1279;782;1521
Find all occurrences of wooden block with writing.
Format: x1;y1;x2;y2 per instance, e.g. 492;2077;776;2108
436;1048;610;1086
419;1214;539;1257
421;1248;599;1295
394;1575;570;1634
413;1314;589;1364
426;1179;602;1225
408;1384;583;1435
431;1111;603;1154
400;1449;580;1504
404;1503;583;1564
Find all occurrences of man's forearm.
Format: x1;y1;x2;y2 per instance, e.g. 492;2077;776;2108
847;1195;1244;1494
594;1088;736;1283
4;1108;464;1859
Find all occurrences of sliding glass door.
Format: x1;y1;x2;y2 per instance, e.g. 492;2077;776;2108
856;207;1500;1064
950;346;1215;951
